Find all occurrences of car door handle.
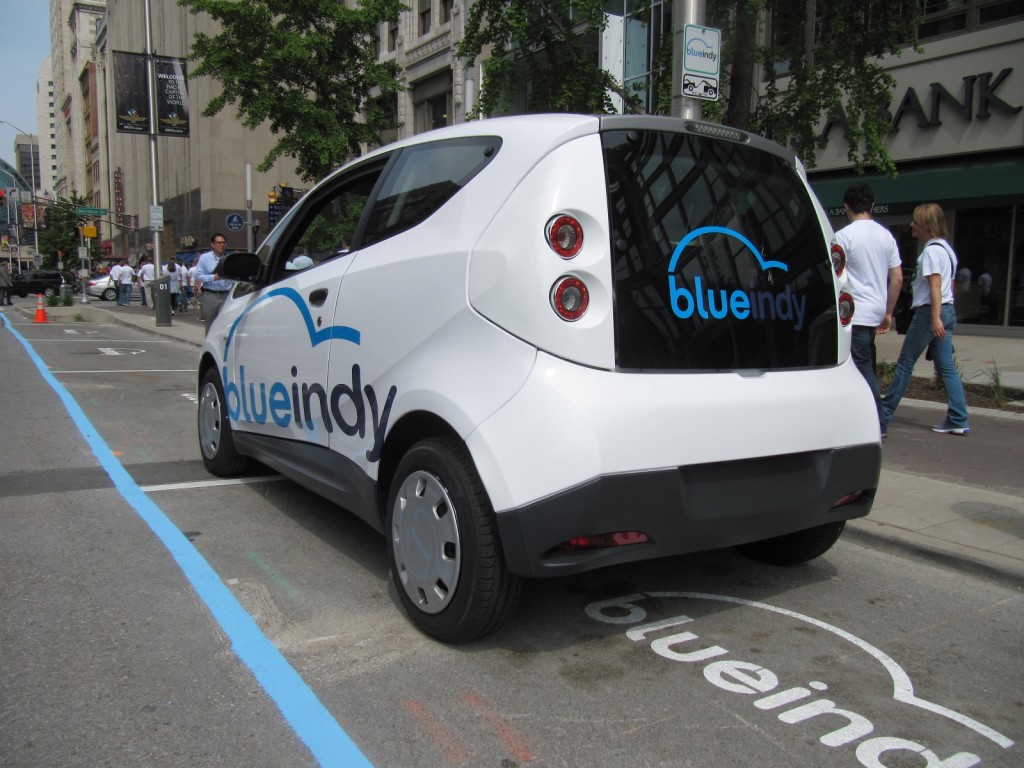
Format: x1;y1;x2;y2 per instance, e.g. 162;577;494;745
308;288;328;307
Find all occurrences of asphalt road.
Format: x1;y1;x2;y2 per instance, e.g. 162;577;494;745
2;311;1021;768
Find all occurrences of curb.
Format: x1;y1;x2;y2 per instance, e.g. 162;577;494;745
845;520;1024;590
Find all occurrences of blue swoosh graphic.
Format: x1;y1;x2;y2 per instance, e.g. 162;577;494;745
667;226;788;273
223;286;361;361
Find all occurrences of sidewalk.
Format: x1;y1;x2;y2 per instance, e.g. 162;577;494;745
7;297;1024;587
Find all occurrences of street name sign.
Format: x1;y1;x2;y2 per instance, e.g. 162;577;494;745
76;206;109;216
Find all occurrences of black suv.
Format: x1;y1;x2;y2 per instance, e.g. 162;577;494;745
10;270;82;298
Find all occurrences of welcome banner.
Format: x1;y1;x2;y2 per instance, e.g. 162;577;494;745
113;52;190;137
155;57;190;137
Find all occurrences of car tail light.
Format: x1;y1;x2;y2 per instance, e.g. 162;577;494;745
838;291;854;325
830;243;846;277
550;276;589;321
832;490;864;508
551;531;649;553
546;214;583;258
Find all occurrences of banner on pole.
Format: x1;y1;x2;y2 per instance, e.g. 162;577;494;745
20;203;37;230
113;51;150;133
155;57;190;137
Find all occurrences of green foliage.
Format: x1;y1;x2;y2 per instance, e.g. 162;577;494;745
456;0;639;115
460;0;918;174
37;193;101;270
746;0;920;174
179;0;405;182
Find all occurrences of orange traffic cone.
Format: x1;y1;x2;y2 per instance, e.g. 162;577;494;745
33;294;48;324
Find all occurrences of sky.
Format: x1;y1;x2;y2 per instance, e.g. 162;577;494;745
0;0;52;168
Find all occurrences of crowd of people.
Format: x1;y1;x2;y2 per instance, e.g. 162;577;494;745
96;232;233;321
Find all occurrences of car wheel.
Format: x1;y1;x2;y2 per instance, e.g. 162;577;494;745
198;367;251;476
43;286;57;298
738;521;846;566
387;436;522;643
101;287;117;301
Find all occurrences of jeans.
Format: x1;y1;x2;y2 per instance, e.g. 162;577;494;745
851;326;884;431
118;283;132;306
881;303;968;429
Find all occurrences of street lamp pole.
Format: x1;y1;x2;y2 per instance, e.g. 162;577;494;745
0;119;41;265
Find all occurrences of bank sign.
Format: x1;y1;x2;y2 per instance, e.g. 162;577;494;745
682;25;721;102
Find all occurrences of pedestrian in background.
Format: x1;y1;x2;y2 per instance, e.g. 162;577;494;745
881;203;970;436
137;256;155;308
117;259;136;306
835;183;903;438
163;255;184;314
0;262;13;305
194;233;233;328
110;260;123;306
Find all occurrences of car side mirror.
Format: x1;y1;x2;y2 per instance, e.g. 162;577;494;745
219;252;263;282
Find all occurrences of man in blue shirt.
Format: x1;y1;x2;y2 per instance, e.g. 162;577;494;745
194;233;233;329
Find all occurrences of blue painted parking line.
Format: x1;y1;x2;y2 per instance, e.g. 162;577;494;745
2;314;373;768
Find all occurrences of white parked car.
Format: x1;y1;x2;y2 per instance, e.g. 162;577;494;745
86;274;141;301
198;114;880;642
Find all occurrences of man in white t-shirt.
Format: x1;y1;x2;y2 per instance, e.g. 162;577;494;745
137;256;156;309
835;184;903;437
116;259;136;307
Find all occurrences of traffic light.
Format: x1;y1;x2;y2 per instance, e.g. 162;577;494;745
268;189;278;205
0;189;5;206
279;184;294;204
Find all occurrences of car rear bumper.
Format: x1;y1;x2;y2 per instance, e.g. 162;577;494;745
496;443;880;578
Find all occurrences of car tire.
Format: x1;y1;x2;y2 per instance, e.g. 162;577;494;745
387;436;522;643
43;286;57;298
737;521;845;566
101;287;117;301
198;367;251;477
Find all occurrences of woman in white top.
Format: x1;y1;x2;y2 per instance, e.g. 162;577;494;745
881;203;969;435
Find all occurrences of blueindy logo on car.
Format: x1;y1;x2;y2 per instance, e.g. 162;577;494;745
220;286;396;462
667;226;807;331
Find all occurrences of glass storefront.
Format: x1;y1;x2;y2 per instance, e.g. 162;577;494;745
813;162;1024;334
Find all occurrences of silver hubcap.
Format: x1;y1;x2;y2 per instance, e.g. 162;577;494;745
392;470;461;614
198;380;223;460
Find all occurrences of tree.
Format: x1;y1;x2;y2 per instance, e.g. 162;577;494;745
457;0;919;175
179;0;406;182
456;0;643;115
37;194;100;270
710;0;919;175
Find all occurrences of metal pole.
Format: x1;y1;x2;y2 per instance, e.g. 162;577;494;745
671;0;706;121
246;163;254;252
144;0;172;327
144;0;161;278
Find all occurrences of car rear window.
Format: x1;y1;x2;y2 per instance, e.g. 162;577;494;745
361;136;501;246
603;129;838;371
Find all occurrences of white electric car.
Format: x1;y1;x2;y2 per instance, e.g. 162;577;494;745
198;114;881;642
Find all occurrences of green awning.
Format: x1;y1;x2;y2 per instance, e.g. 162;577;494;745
809;157;1024;212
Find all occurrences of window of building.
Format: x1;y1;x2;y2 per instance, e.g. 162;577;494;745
388;21;398;52
917;0;1022;40
419;0;432;36
442;0;453;24
412;71;452;133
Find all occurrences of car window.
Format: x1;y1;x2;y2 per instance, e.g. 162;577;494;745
361;136;501;247
265;160;388;282
603;128;838;371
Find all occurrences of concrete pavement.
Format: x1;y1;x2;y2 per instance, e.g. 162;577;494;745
5;295;1024;588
